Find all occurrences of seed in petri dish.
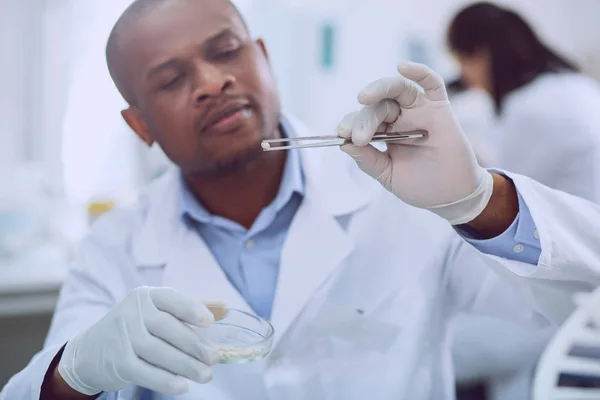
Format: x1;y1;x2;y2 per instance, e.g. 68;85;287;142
219;346;266;362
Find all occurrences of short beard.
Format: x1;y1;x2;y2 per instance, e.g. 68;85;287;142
191;144;264;179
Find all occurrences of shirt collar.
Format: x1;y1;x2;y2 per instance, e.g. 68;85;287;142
178;117;305;226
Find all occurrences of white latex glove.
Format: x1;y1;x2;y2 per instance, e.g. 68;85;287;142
58;287;226;396
338;62;494;225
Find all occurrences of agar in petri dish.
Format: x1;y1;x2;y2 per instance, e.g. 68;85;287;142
201;309;274;364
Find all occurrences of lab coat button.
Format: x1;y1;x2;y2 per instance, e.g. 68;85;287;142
513;244;525;253
245;240;256;249
533;229;540;239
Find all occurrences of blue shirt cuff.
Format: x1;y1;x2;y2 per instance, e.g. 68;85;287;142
463;191;541;265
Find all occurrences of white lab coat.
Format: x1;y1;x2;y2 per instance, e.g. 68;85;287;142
452;72;600;400
449;88;495;167
488;72;600;201
3;117;600;400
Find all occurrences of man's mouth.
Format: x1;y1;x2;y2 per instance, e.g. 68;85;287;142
201;103;252;133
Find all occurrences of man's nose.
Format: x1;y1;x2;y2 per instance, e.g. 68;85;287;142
193;64;236;104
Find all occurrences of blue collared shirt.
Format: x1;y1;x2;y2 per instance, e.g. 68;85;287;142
179;121;304;320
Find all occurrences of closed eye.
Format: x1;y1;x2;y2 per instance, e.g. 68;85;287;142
213;46;243;62
161;74;185;90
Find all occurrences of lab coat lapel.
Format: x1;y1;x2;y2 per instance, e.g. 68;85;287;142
270;196;353;340
270;116;377;340
131;171;252;313
163;224;252;313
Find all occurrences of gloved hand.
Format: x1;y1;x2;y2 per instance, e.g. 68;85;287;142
338;61;494;225
58;287;227;396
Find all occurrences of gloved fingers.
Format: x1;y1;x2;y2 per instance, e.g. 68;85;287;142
352;100;400;146
339;111;393;141
133;334;214;385
337;111;358;139
204;301;229;321
150;287;215;327
338;111;391;141
340;144;392;187
122;358;188;396
388;114;420;135
397;61;448;102
145;309;221;365
357;76;419;108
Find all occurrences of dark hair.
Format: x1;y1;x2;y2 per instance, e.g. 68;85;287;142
447;2;578;114
446;77;467;95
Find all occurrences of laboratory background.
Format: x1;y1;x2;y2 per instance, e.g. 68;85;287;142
2;0;600;398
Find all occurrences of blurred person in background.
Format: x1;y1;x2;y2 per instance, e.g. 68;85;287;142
446;78;494;166
448;1;600;200
446;2;600;400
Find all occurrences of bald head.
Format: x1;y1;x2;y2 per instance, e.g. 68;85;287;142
105;0;280;177
106;0;249;105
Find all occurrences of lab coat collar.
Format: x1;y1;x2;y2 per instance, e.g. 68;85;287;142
285;114;375;217
132;173;254;311
131;114;379;334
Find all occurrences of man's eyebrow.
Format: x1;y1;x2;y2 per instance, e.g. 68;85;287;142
204;28;240;47
146;59;183;80
145;29;243;80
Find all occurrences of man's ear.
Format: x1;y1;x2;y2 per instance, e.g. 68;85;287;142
255;38;269;61
121;108;153;146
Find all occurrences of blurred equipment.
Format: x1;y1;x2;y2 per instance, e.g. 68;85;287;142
533;287;600;400
0;163;85;386
0;165;72;387
0;164;48;258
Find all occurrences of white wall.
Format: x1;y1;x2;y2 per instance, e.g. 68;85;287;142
37;1;72;195
0;0;31;180
292;6;417;134
0;0;71;196
59;1;146;204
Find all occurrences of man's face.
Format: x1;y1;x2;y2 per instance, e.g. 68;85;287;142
120;0;281;176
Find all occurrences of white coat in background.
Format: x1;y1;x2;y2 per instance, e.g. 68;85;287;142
3;117;600;400
488;72;600;202
449;88;495;167
451;72;600;400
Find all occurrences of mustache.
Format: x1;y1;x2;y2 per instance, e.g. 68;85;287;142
193;95;255;132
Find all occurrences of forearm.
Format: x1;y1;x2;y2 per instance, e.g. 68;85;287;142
464;173;519;239
47;370;95;400
41;347;97;400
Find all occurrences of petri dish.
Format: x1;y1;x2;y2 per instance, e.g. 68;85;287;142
202;308;274;364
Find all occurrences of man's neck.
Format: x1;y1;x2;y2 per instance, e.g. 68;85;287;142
184;148;287;230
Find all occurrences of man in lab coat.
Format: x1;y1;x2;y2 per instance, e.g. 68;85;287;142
3;0;600;399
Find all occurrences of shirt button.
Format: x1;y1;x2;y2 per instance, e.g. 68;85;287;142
245;240;256;249
533;229;540;240
513;244;525;254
